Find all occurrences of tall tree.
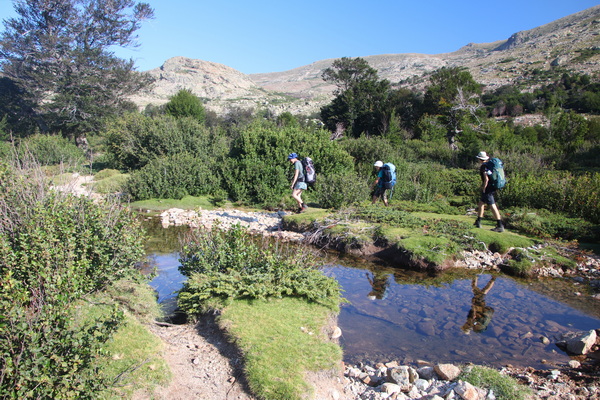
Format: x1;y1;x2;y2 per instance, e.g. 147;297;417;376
164;89;206;123
320;57;391;138
422;67;482;149
0;0;154;137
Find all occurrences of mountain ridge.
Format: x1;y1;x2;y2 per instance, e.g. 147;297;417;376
131;5;600;116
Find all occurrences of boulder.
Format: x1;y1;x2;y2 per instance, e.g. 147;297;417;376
557;330;597;355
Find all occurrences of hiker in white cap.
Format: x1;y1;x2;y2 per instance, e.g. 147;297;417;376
371;160;390;206
474;151;504;232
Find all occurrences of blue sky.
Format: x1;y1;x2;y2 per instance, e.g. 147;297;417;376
1;0;598;74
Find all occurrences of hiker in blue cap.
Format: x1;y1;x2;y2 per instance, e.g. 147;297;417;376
288;153;307;213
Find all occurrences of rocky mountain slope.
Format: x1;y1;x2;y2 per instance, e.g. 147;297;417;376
131;5;600;116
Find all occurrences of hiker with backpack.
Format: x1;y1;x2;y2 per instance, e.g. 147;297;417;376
474;151;505;232
371;160;396;206
288;152;308;213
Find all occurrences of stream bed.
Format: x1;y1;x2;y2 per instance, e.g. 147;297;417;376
144;222;600;370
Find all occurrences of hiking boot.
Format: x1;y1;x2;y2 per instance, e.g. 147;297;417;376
301;203;308;211
473;218;482;228
491;220;504;232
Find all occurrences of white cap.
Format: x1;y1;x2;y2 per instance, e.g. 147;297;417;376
476;151;489;161
374;160;383;167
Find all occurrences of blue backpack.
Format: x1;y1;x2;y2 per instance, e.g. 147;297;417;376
486;158;506;190
381;163;396;189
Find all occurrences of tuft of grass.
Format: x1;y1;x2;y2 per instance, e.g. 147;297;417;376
396;234;454;265
219;297;342;400
460;365;533;400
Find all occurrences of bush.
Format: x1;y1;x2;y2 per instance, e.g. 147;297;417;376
125;153;223;201
0;159;145;398
164;89;206;123
226;121;354;208
17;134;85;165
314;171;370;209
103;113;228;171
501;171;600;224
177;225;342;314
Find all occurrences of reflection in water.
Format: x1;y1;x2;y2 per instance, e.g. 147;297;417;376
327;265;600;369
366;271;390;300
462;276;496;334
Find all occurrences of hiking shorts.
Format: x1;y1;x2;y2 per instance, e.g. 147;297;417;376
294;182;307;190
372;186;388;199
480;188;496;205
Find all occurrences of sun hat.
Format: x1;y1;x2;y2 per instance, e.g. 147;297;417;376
476;151;489;161
374;160;384;167
288;153;298;160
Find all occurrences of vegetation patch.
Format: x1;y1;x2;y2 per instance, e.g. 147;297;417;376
219;298;342;400
460;365;533;400
89;170;130;194
176;225;343;400
129;195;220;212
80;279;170;399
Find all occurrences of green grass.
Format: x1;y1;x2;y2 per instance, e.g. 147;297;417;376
283;207;553;269
74;278;170;399
396;234;454;265
89;172;130;194
129;195;221;212
460;365;533;400
219;297;342;400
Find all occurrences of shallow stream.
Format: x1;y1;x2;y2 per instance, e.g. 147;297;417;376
143;221;600;370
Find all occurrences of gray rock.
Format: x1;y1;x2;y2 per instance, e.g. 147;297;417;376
388;366;418;392
417;366;435;380
557;330;597;355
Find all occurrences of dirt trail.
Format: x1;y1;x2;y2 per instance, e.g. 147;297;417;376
135;316;257;400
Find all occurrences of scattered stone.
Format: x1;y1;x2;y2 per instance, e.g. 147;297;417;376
434;363;461;381
331;326;342;339
380;382;401;395
540;336;551;345
454;380;480;400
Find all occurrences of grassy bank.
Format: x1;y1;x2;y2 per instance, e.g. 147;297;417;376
282;202;582;276
219;298;342;400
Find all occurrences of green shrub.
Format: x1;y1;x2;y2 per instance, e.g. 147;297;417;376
501;171;600;224
18;134;85;165
225;121;354;208
460;365;532;400
177;225;342;314
125;153;223;201
103;113;228;171
0;160;145;398
164;89;206;123
314;171;370;209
